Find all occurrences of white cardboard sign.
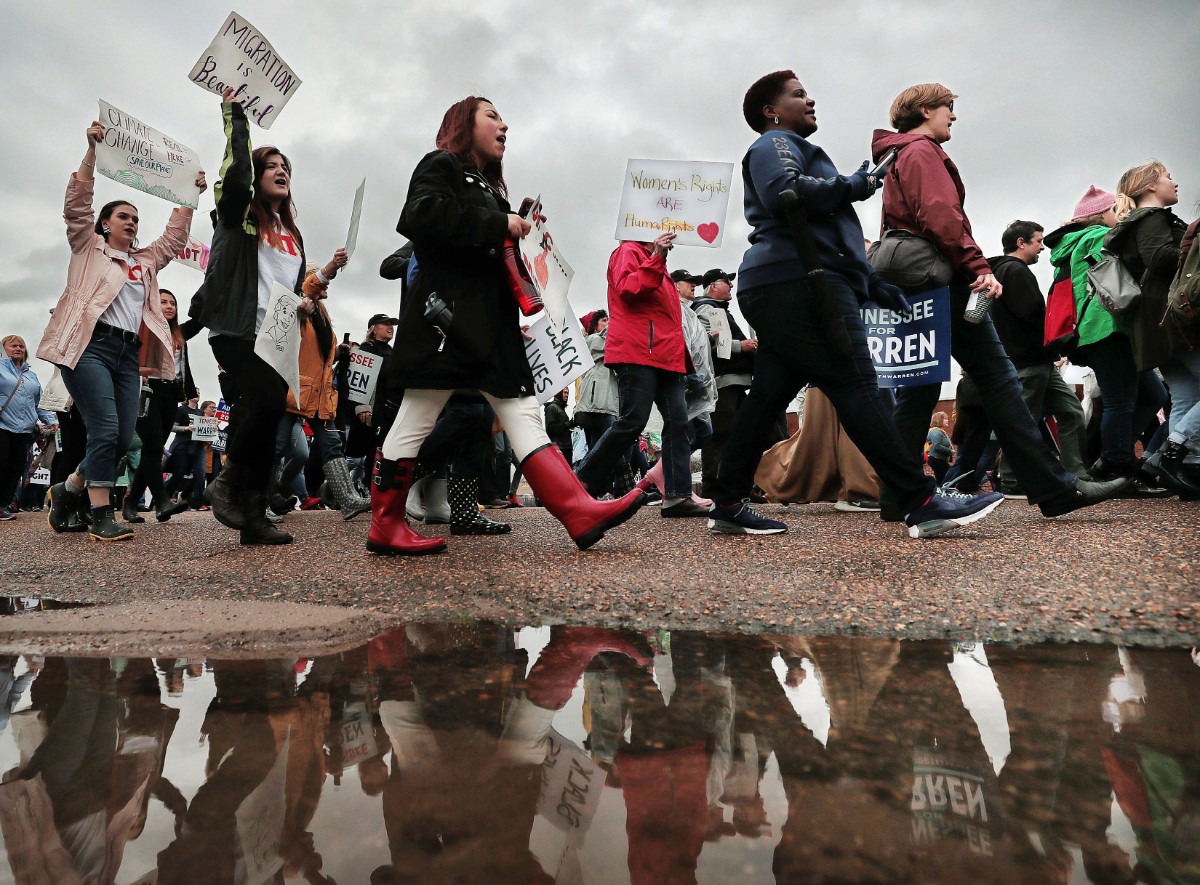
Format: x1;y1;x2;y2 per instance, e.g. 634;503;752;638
345;177;366;259
524;302;589;404
253;281;303;398
177;235;211;273
188;11;302;129
615;159;734;248
344;347;383;405
517;196;574;332
190;415;219;443
96;100;203;208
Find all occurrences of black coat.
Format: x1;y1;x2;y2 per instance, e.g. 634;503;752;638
987;255;1048;369
387;150;535;398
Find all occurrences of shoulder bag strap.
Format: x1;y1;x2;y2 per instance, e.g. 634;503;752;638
0;371;25;421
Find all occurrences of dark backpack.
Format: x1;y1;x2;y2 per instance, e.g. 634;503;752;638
1164;219;1200;345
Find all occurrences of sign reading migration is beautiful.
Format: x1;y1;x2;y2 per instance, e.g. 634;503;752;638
860;287;952;388
615;159;734;248
188;11;302;129
95;101;203;209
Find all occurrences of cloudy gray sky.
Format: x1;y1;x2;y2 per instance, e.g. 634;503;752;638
4;0;1197;400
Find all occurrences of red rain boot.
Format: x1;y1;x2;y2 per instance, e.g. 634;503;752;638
525;626;651;710
521;444;646;550
366;456;447;555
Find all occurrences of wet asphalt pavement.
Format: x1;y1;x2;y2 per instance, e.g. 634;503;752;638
1;496;1197;654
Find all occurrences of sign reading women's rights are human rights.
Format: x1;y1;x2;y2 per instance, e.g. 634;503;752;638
188;11;301;129
95;101;203;209
615;159;734;248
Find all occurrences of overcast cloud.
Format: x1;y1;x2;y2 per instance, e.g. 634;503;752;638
3;0;1197;399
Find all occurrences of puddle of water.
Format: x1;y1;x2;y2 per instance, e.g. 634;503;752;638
0;597;93;615
0;628;1195;884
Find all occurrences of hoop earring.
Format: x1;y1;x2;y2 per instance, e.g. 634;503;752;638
773;116;780;124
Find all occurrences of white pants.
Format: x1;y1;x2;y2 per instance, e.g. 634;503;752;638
380;388;550;462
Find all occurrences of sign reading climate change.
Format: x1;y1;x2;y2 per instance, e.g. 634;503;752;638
189;11;302;129
615;159;734;248
96;101;203;208
861;287;951;388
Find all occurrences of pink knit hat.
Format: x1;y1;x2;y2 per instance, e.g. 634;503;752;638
1072;186;1116;221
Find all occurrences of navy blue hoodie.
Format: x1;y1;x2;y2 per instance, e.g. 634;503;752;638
738;129;876;295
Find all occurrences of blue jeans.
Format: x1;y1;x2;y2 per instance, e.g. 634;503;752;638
1162;349;1200;448
575;363;692;498
712;274;934;512
60;333;141;488
1076;333;1166;465
890;283;1076;506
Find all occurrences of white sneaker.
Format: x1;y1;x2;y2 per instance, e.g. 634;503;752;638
834;499;881;512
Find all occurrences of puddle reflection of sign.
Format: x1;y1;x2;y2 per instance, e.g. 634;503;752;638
344;347;382;405
234;733;288;882
523;303;588;405
537;729;602;839
339;702;377;766
615;158;734;248
861;287;951;388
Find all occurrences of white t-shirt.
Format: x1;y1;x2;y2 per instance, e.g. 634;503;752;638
99;251;145;333
208;221;304;339
256;226;304;334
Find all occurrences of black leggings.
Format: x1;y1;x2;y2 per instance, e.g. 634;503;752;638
210;336;288;491
129;384;179;505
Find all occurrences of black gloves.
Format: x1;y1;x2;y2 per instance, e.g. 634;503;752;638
869;277;913;316
847;160;883;201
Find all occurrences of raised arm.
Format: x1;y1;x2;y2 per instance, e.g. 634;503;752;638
212;89;255;228
64;121;104;254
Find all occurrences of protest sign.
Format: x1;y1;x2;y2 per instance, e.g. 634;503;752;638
30;467;51;487
344;346;383;405
704;308;733;359
253;282;303;397
345;177;366;259
339;702;378;767
215;399;231;423
524;302;589;404
177;236;211;273
233;733;288;884
191;415;219;443
861;287;951;387
211;427;228;453
517;196;574;331
188;11;302;129
615;159;734;248
96;100;203;208
537;729;603;839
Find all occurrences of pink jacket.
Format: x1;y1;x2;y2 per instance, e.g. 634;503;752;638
604;241;688;373
37;174;192;374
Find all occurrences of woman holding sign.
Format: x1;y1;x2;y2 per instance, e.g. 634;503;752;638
39;121;203;542
371;96;646;554
190;88;345;545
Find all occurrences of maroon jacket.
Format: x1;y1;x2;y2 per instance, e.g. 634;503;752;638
604;241;688;372
871;130;991;284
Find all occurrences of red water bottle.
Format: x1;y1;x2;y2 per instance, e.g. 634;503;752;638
503;239;543;316
503;197;543;317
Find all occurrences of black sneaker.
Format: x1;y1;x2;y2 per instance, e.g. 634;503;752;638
708;500;786;535
1039;477;1130;517
904;489;1003;539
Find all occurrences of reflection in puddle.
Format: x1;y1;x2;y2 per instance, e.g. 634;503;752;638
0;597;93;615
0;630;1195;884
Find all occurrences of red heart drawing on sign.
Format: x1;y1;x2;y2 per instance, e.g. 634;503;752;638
697;223;719;244
534;252;550;288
